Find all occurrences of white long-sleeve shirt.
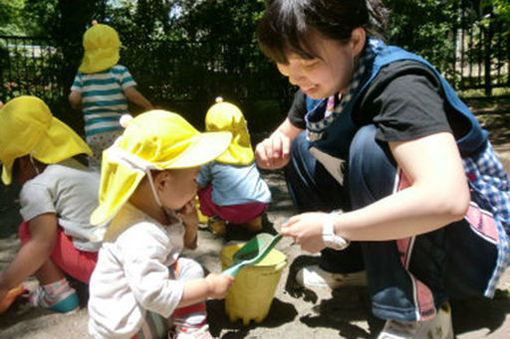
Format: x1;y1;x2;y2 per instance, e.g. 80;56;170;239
88;203;186;339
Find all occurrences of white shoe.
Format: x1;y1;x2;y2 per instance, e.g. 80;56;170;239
295;265;367;289
377;302;454;339
170;324;215;339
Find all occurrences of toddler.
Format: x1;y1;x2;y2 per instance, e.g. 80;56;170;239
69;22;153;169
87;110;234;338
0;96;106;313
197;98;272;236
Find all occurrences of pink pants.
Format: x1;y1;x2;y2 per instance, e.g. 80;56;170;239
18;222;98;284
197;184;268;224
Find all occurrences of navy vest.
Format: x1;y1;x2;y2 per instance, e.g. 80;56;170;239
305;44;488;160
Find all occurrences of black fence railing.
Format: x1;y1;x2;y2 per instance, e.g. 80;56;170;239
452;2;510;95
0;36;66;100
0;36;292;133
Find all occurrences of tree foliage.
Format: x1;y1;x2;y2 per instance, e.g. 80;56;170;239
0;0;508;130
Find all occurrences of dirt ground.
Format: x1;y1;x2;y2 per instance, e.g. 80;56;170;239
2;109;510;338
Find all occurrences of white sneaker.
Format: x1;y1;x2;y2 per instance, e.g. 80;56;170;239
377;302;454;339
295;265;367;289
170;324;215;339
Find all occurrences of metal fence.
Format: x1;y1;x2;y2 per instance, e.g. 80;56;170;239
0;36;291;132
452;3;509;95
0;36;66;101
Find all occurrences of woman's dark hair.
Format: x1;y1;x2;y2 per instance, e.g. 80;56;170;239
257;0;388;64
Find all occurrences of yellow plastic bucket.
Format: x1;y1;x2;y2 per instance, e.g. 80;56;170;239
220;243;287;325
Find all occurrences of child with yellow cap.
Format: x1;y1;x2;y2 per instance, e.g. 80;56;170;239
0;96;107;313
69;22;153;169
87;110;234;339
196;98;272;236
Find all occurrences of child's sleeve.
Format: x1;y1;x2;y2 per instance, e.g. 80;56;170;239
19;182;56;222
70;73;83;92
196;164;211;188
118;66;137;90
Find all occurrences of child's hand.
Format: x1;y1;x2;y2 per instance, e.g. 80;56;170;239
177;198;196;216
205;273;234;299
177;199;199;249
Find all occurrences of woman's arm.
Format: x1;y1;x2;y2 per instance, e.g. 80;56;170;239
281;132;470;251
255;118;303;169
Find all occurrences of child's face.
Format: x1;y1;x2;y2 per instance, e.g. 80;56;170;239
276;30;360;100
158;167;200;211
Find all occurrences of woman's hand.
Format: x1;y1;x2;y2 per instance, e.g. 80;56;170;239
280;212;331;253
255;131;292;169
255;118;303;169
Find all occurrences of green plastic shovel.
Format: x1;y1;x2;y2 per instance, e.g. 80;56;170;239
222;233;283;276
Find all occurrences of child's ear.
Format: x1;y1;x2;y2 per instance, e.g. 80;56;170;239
154;170;171;188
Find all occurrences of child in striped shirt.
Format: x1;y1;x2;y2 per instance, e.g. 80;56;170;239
69;22;152;169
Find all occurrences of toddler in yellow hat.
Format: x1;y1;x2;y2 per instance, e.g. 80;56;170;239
196;98;272;236
87;110;234;339
0;96;107;314
68;22;153;169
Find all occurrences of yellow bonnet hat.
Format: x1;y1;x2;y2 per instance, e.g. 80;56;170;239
79;24;121;74
0;96;92;185
205;97;254;166
90;110;232;225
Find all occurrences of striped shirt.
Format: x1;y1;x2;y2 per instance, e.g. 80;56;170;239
71;64;136;137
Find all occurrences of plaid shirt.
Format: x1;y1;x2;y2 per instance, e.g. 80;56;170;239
464;141;510;296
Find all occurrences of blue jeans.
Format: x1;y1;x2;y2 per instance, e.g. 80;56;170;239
285;126;498;321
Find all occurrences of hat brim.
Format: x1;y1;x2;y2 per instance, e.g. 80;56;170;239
215;143;254;166
1;117;91;185
33;117;92;164
166;131;232;169
79;49;120;74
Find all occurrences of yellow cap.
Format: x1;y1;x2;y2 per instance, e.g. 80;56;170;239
91;110;232;225
205;97;254;165
79;24;121;74
0;96;92;185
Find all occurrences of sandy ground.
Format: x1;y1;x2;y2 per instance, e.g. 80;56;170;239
2;133;510;338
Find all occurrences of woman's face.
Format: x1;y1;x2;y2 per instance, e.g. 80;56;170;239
276;29;364;100
158;167;200;211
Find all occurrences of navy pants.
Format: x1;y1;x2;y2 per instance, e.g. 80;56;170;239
285;126;498;321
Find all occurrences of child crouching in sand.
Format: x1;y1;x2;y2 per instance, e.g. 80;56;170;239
87;110;234;338
0;96;105;313
197;98;271;236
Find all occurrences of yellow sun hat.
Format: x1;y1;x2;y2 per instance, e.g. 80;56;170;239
0;96;92;185
205;97;254;165
79;24;121;74
90;110;232;225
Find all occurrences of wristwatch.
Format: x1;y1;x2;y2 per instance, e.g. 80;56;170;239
322;213;350;251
